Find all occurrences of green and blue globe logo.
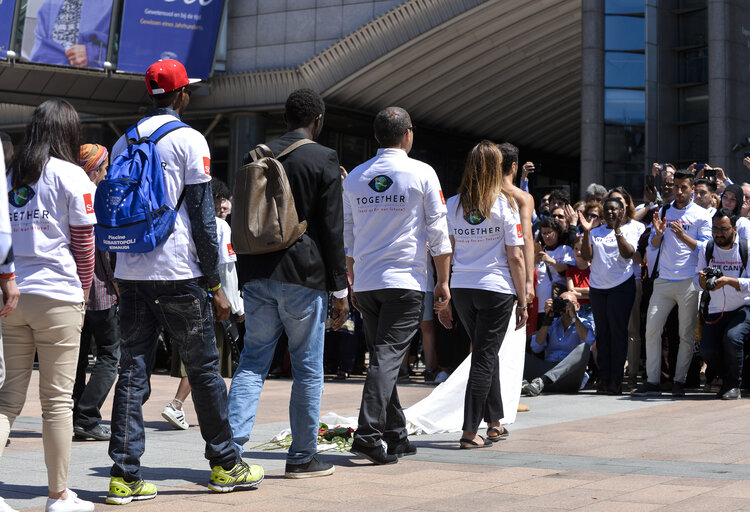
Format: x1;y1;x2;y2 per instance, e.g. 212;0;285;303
465;209;485;225
9;185;35;207
368;175;393;193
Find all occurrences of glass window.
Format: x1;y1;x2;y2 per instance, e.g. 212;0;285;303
678;10;707;48
679;84;708;122
679;122;708;162
605;16;644;51
605;52;645;88
604;89;645;124
604;0;644;14
604;124;645;163
603;163;645;200
678;47;707;84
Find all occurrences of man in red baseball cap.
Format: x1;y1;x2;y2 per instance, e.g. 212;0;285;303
106;59;263;505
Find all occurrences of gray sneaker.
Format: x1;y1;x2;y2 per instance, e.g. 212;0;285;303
522;377;544;397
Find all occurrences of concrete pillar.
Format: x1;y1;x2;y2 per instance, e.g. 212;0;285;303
228;114;265;193
707;0;730;172
580;0;605;198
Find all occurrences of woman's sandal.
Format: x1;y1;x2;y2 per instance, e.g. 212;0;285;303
459;436;492;449
486;426;509;442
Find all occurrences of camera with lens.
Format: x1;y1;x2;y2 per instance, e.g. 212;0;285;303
552;296;570;317
703;267;723;291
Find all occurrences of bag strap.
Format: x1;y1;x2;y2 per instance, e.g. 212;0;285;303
651;203;671;278
277;138;315;159
705;239;714;268
249;144;274;163
149;120;189;143
741;237;748;274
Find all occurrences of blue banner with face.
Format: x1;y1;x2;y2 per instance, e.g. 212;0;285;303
0;0;16;59
117;0;224;79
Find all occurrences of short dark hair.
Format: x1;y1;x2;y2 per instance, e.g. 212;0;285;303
713;207;738;227
497;142;518;175
674;170;694;184
538;217;564;248
211;177;230;201
151;88;181;109
285;88;325;129
694;178;717;193
548;188;570;206
374;107;411;147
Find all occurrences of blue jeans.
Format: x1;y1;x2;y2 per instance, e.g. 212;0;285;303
109;279;239;480
228;279;326;464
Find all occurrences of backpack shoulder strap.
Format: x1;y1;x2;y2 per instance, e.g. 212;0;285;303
149;120;189;143
277;138;315;159
740;237;748;274
705;239;715;266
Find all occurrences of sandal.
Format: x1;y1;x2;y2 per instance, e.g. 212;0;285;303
486;426;509;441
459;436;492;449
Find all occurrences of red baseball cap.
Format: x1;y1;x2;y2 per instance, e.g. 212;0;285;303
145;59;201;95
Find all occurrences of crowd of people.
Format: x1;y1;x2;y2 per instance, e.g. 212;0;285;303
0;56;749;511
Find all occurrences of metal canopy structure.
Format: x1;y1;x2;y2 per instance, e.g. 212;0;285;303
0;0;582;156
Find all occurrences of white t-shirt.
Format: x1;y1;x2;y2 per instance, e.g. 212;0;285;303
589;221;644;289
736;217;750;241
535;244;575;312
7;157;96;302
446;193;524;294
216;216;242;316
342;148;452;293
112;115;212;281
695;239;750;314
216;216;236;265
649;201;712;281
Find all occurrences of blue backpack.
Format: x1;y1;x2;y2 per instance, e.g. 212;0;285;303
94;119;188;252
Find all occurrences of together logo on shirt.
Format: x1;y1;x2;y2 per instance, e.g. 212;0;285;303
9;185;35;208
368;175;393;193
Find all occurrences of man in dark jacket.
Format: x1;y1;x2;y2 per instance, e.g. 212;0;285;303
228;88;349;479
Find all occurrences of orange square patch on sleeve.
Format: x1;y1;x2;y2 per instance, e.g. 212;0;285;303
516;224;523;239
227;243;235;257
439;190;446;205
203;157;211;175
83;193;94;214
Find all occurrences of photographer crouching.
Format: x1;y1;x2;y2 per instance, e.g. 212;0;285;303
696;208;750;400
521;292;595;396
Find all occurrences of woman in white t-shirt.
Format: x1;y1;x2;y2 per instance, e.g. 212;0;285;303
0;100;96;512
534;217;575;325
440;141;527;449
579;194;639;396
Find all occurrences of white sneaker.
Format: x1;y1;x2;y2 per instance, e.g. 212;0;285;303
0;497;19;512
161;402;189;430
45;489;94;512
434;370;449;384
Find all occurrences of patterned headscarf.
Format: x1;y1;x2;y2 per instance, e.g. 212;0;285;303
79;144;108;175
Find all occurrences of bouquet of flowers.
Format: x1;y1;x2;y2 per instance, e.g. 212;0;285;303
254;423;355;452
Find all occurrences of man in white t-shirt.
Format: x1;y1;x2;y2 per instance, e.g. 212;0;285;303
632;171;712;397
106;60;262;505
343;107;452;465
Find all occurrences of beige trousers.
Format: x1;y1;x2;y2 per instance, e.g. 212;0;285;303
0;294;84;493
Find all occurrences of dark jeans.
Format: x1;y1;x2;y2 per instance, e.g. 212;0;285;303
354;288;424;448
590;276;635;387
73;305;120;429
523;342;590;393
701;306;750;390
452;288;515;433
108;279;239;480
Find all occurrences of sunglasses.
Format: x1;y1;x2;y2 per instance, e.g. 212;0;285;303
552;214;565;219
585;213;599;219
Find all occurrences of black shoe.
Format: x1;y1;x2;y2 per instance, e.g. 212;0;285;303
423;369;437;383
74;424;111;441
671;381;686;397
722;388;741;400
630;382;661;397
284;456;335;479
350;441;398;465
387;438;417;458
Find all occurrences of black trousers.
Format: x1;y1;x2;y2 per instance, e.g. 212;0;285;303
452;288;515;433
73;305;121;429
523;342;591;393
701;306;750;390
354;288;424;447
590;276;635;387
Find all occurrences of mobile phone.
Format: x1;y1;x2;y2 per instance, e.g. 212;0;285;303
704;168;716;179
694;163;706;171
645;175;655;189
744;152;750;159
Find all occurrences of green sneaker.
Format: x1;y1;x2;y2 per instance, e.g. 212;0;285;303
208;460;264;492
106;477;157;505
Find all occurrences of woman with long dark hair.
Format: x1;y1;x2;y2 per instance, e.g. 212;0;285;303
439;141;527;448
534;217;575;326
579;194;640;395
0;99;96;511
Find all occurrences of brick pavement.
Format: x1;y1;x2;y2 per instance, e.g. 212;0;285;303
2;371;750;511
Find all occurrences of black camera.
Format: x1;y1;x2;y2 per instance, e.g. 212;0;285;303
552;296;570;317
704;267;723;291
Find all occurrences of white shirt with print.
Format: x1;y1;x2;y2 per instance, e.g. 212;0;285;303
589;220;644;289
446;193;524;295
695;238;750;314
535;244;575;312
111;115;212;281
7;157;96;302
343;148;452;293
649;201;712;281
216;216;243;316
